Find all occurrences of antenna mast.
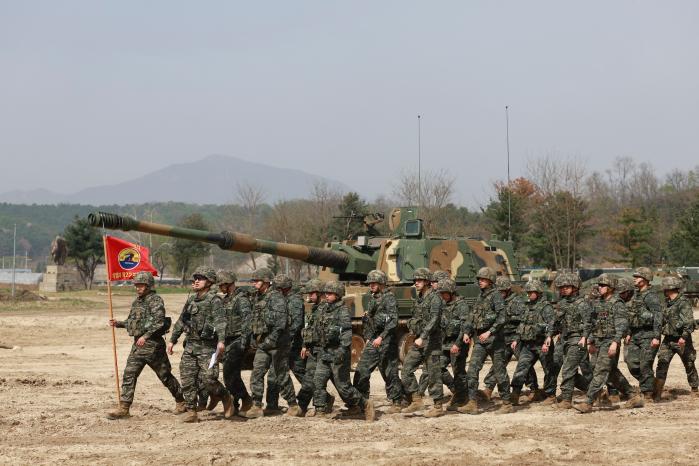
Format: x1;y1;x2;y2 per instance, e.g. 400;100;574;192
505;106;512;242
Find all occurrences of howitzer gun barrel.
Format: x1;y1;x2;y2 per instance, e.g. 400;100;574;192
88;212;350;269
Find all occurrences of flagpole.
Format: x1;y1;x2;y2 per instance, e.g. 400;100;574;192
102;234;121;402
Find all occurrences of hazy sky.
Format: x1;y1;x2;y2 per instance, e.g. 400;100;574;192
2;1;697;207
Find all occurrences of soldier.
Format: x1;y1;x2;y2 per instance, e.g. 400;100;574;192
313;281;375;421
353;270;404;414
107;272;184;419
167;266;230;423
436;278;469;411
545;272;592;408
402;268;446;416
297;279;334;416
654;275;698;401
510;280;555;406
207;270;252;418
623;268;662;406
482;277;541;401
459;267;512;415
576;274;632;413
265;274;305;414
245;267;302;418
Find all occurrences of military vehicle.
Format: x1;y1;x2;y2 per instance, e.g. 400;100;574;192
88;208;520;367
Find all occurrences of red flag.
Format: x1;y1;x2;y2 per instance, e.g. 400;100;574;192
104;235;158;282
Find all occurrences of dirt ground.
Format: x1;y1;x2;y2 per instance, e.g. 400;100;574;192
2;291;699;465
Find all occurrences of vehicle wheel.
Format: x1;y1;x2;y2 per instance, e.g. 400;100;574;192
398;332;415;364
350;333;365;370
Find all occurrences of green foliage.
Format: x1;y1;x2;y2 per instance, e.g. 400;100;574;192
608;207;656;267
667;195;699;265
330;192;369;240
171;213;211;283
63;215;103;289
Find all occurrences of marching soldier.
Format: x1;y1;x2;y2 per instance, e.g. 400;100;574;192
107;272;184;419
436;278;469;412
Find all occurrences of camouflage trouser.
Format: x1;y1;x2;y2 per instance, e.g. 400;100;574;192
313;346;364;410
586;339;633;403
439;346;468;402
222;337;249;401
120;337;182;405
510;341;555;396
353;339;404;403
289;342;307;383
402;344;444;401
180;341;223;410
558;336;592;401
484;336;538;391
656;335;699;388
250;344;297;406
624;332;659;394
297;349;330;411
265;339;301;408
467;336;510;402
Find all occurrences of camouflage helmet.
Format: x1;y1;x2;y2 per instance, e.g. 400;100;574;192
596;273;617;289
366;269;387;285
632;267;653;283
554;272;582;289
272;273;293;290
302;278;324;293
524;279;545;293
476;267;496;283
616;277;635;294
216;269;237;285
431;270;450;282
250;267;274;283
192;266;217;283
132;271;154;288
412;267;432;281
495;276;512;291
323;280;345;298
662;276;683;291
436;278;457;294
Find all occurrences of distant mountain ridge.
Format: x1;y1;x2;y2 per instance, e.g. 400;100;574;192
0;155;352;205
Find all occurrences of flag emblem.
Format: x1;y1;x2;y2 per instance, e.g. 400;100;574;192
117;247;141;270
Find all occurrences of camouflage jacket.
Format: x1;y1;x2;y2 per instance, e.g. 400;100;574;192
589;295;627;344
516;296;554;344
552;294;592;339
417;289;444;348
442;296;469;350
221;288;252;341
661;294;694;340
117;290;167;340
302;302;325;350
363;289;398;341
463;287;505;338
250;287;288;350
627;287;662;339
502;293;527;340
171;289;225;345
316;300;353;350
287;291;306;348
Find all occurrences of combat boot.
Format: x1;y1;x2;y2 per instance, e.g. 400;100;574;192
385;400;403;414
542;395;558;405
343;404;363;416
106;402;131;420
596;389;611;407
608;393;621;404
497;400;513;414
222;392;234;419
305;409;316;417
206;393;221;411
528;388;547;402
691;387;699;397
457;399;479;415
510;389;521;406
556;399;573;410
182;409;199;423
364;400;376;422
263;405;284;416
424;402;444;418
446;395;467;412
401;395;424;413
653;378;665;402
624;392;644;409
574;402;592;414
327;394;336;412
174;400;187;415
245;404;264;419
239;395;253;414
286;403;303;417
478;387;493;402
643;392;654;401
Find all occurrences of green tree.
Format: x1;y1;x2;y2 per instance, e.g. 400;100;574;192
483;177;535;253
171;213;211;284
608;207;655;267
63;215;103;289
667;196;699;265
329;192;368;240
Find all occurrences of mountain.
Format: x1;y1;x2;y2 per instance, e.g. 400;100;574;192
0;155;352;205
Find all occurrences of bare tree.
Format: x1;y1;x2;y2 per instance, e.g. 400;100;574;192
392;169;456;233
236;182;266;270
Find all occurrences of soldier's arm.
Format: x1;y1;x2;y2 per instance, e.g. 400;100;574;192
419;294;443;340
680;300;694;340
454;300;470;346
142;294;166;339
379;293;399;340
290;297;305;335
488;293;506;335
581;300;594;342
612;301;627;344
339;306;353;347
239;295;253;344
170;301;190;344
264;292;287;348
543;303;555;337
212;296;226;344
645;292;663;341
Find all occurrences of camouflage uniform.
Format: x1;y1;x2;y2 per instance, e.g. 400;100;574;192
353;286;404;404
625;270;662;396
116;289;183;406
656;286;698;391
510;284;555;399
220;287;252;404
170;288;227;411
439;287;469;404
298;298;330;411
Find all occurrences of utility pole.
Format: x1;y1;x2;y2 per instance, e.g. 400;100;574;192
505;106;512;242
417;114;422;209
11;224;17;298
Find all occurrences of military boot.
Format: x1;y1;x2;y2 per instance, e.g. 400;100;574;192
263;405;284;416
182;409;199;423
245;404;264;419
327;394;336;412
457;399;479;415
691;387;699;397
596;389;611;407
478;387;493;402
364;400;376;422
106;402;131;420
286;403;303;417
174;400;187;415
653;378;665;402
305;409;316;417
424;402;444;418
556;399;573;410
624;392;644;409
446;395;467;412
510;389;521;407
643;392;654;402
385;400;403;414
206;393;221;411
608;393;621;404
497;400;513;414
542;395;558;405
574;402;592;414
222;392;234;419
528;388;547;402
401;395;424;413
343;404;362;416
